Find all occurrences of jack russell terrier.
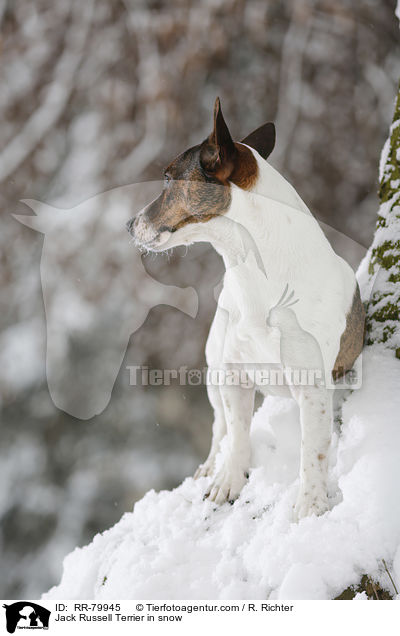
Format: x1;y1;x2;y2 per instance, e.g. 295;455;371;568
126;98;365;519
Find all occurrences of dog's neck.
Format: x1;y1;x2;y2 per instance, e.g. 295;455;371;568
198;153;312;268
199;205;264;272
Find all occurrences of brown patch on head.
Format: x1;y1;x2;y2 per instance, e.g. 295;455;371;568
318;453;326;461
333;284;365;379
231;143;258;190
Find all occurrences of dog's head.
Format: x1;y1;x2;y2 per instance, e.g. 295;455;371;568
127;98;275;251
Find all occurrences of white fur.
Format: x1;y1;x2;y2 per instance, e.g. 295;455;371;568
137;148;357;519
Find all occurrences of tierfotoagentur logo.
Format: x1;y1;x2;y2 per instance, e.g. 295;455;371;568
3;603;50;633
126;364;360;388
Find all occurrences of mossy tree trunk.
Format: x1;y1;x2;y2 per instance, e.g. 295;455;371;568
336;81;400;602
365;82;400;354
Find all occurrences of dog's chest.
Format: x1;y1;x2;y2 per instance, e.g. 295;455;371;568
217;273;281;365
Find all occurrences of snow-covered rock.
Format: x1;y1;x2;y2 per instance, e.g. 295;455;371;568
44;346;400;600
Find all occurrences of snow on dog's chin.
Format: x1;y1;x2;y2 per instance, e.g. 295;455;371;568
145;228;195;253
132;225;173;252
143;230;174;252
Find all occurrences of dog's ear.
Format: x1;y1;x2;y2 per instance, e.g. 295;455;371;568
200;97;237;180
241;122;276;160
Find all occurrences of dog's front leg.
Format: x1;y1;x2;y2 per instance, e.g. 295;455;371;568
205;381;255;504
292;385;332;520
194;383;227;479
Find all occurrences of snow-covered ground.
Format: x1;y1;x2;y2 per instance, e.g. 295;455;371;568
44;345;400;600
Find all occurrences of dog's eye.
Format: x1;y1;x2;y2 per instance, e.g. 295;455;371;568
164;173;172;184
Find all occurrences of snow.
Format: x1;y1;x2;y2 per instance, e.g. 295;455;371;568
379;137;390;183
44;345;400;600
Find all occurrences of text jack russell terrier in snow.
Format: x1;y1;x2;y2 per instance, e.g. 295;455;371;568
126;98;365;519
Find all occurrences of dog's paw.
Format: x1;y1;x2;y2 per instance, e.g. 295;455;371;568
293;490;329;521
194;459;215;480
204;464;248;505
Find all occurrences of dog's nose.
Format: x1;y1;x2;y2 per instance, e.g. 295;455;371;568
126;217;136;234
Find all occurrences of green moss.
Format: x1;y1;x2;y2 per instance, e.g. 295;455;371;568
376;215;387;229
369;303;399;323
369;291;393;306
368;240;400;276
379;84;400;206
365;81;400;348
366;323;396;345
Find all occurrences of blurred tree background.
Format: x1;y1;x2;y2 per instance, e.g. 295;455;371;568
0;0;399;598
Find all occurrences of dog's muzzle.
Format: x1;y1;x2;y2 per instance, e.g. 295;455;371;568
126;214;156;244
126;214;173;250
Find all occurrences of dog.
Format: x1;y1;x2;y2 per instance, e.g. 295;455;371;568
126;98;365;519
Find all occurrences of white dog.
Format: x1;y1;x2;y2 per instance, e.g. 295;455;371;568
127;98;365;519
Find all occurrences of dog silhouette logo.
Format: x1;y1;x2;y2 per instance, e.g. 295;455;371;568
3;602;50;633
